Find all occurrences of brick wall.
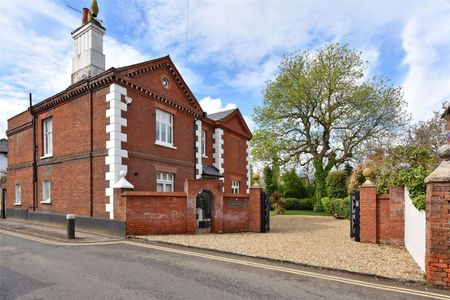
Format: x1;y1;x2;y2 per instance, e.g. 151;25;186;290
117;191;188;235
425;182;450;289
376;194;390;243
360;185;405;244
112;180;262;235
223;194;249;233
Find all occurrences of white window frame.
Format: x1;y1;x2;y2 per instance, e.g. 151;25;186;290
155;109;176;149
42;180;51;204
14;184;21;205
201;130;207;157
156;173;174;192
42;118;53;157
231;181;240;194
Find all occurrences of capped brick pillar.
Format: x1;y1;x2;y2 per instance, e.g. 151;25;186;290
359;168;377;243
248;174;262;233
424;107;450;290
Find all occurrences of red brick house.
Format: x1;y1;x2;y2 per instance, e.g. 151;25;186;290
5;6;264;237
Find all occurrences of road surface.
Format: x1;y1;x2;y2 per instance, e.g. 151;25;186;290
1;231;449;299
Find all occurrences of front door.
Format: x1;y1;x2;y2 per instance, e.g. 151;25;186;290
196;190;212;233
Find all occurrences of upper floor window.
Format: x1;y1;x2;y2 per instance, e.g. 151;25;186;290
156;173;174;192
42;180;51;204
156;109;173;147
15;184;21;205
43;118;53;157
232;181;240;194
201;130;206;157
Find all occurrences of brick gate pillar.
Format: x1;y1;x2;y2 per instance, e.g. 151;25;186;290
424;108;450;290
359;168;377;243
248;187;262;232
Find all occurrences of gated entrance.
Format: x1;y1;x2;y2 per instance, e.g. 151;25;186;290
1;189;5;219
350;191;360;242
261;191;270;233
196;190;212;232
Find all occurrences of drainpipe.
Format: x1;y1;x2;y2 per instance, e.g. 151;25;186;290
88;80;94;217
30;93;37;212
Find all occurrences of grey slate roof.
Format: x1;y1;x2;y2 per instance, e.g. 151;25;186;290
0;139;7;154
207;109;236;121
202;165;223;178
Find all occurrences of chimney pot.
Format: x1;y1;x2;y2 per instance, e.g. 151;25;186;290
82;8;89;25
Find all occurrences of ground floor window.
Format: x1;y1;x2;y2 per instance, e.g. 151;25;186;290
42;180;51;203
15;184;21;205
157;173;174;192
231;181;240;194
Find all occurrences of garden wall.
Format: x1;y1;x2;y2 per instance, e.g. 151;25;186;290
223;194;250;233
360;185;405;244
115;191;188;235
113;180;263;236
404;187;426;271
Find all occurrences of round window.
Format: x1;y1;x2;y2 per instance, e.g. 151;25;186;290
161;77;170;89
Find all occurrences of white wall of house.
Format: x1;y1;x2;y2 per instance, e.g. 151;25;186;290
404;187;426;272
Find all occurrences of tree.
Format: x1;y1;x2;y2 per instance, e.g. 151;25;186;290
263;163;279;197
279;169;309;198
252;43;408;201
406;101;448;157
326;170;349;198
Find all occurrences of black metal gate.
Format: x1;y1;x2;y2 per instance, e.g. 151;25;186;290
261;191;270;233
1;189;6;219
350;191;360;242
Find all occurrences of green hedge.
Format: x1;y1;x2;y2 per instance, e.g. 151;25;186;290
284;198;314;210
321;197;350;218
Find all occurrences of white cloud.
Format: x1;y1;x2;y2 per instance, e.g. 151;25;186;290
199;96;237;114
401;3;450;121
199;96;255;131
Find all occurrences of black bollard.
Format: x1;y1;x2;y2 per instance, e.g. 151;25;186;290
66;214;75;239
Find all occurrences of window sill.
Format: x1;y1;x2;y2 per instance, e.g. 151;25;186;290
14;203;21;206
41;201;52;204
40;154;53;160
155;141;177;150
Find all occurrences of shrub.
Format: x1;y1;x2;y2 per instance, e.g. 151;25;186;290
321;196;350;218
313;198;324;212
396;167;428;210
326;171;349;198
284;198;314;210
271;191;285;215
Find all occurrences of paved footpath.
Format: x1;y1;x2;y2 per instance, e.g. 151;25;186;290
0;223;449;299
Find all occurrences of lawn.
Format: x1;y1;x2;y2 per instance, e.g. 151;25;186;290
270;210;331;216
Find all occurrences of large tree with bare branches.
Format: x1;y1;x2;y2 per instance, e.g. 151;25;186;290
252;44;409;200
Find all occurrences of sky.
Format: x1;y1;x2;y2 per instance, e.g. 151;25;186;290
0;0;449;139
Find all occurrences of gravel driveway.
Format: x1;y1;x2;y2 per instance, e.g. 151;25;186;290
137;215;424;282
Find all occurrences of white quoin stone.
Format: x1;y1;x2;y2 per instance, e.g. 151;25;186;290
71;21;105;84
105;83;129;219
246;140;251;194
195;120;203;179
213;128;224;175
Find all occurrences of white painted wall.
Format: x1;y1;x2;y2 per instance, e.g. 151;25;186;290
0;154;7;173
404;187;426;272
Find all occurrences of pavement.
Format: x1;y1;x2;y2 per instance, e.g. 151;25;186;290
0;218;120;243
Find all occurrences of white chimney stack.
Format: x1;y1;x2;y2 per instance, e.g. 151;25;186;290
71;5;105;84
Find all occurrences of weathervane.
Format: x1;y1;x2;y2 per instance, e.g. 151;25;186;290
66;0;102;24
88;0;99;21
